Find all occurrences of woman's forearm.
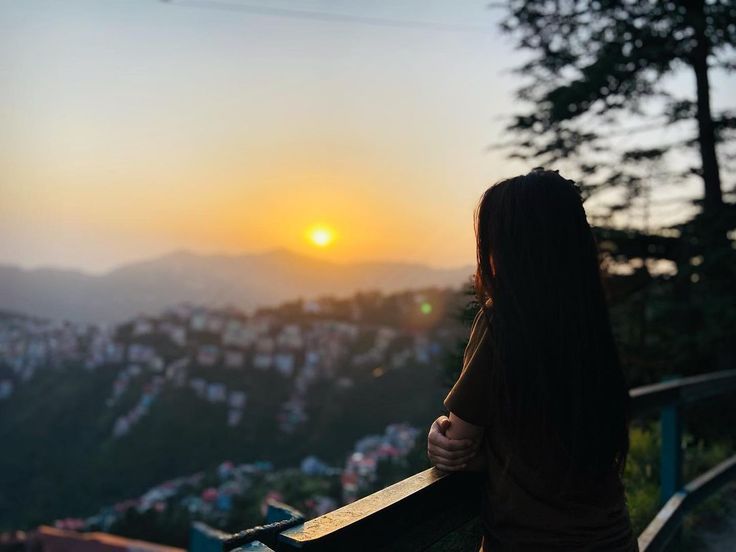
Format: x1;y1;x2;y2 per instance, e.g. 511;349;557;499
463;447;487;472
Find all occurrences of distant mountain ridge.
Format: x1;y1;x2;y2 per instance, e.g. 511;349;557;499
0;248;472;323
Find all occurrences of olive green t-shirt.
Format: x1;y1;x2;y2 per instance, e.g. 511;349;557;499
443;307;638;551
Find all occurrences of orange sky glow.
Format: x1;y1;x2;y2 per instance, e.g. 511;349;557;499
2;1;732;273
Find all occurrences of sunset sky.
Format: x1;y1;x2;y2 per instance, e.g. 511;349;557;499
2;0;734;273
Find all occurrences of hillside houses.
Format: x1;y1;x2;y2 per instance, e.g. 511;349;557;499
0;290;459;441
0;288;469;543
341;423;419;503
49;421;419;538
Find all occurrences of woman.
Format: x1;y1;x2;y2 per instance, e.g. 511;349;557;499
427;169;637;551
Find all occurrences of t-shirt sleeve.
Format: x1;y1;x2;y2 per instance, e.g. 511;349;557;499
442;307;494;426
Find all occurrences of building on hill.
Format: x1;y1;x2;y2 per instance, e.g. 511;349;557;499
27;526;184;552
224;350;244;368
206;383;226;403
252;352;272;370
196;345;220;366
228;390;247;409
274;352;295;376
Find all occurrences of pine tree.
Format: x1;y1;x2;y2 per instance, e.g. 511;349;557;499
496;0;735;221
494;0;736;377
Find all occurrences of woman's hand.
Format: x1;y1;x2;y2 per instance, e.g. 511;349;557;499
427;415;480;472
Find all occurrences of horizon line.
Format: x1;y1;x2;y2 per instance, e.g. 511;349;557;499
0;246;474;276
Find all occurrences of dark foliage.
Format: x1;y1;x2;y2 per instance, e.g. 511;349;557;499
496;0;735;216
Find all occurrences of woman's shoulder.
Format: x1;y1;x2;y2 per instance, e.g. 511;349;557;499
466;303;494;354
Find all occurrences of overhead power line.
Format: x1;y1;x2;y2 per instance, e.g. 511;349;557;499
162;0;503;33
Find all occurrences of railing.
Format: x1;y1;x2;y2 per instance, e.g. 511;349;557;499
631;369;736;551
202;369;736;552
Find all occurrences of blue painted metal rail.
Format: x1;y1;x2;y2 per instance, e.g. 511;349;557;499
630;369;736;551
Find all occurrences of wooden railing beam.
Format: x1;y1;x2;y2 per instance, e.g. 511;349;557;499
277;469;481;551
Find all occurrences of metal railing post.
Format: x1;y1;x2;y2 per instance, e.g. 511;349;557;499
660;402;682;504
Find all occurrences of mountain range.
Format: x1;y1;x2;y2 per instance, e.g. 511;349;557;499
0;248;472;323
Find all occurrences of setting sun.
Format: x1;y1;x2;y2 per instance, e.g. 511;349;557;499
307;225;335;248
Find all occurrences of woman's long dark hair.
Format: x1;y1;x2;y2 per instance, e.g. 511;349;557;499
474;168;629;479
